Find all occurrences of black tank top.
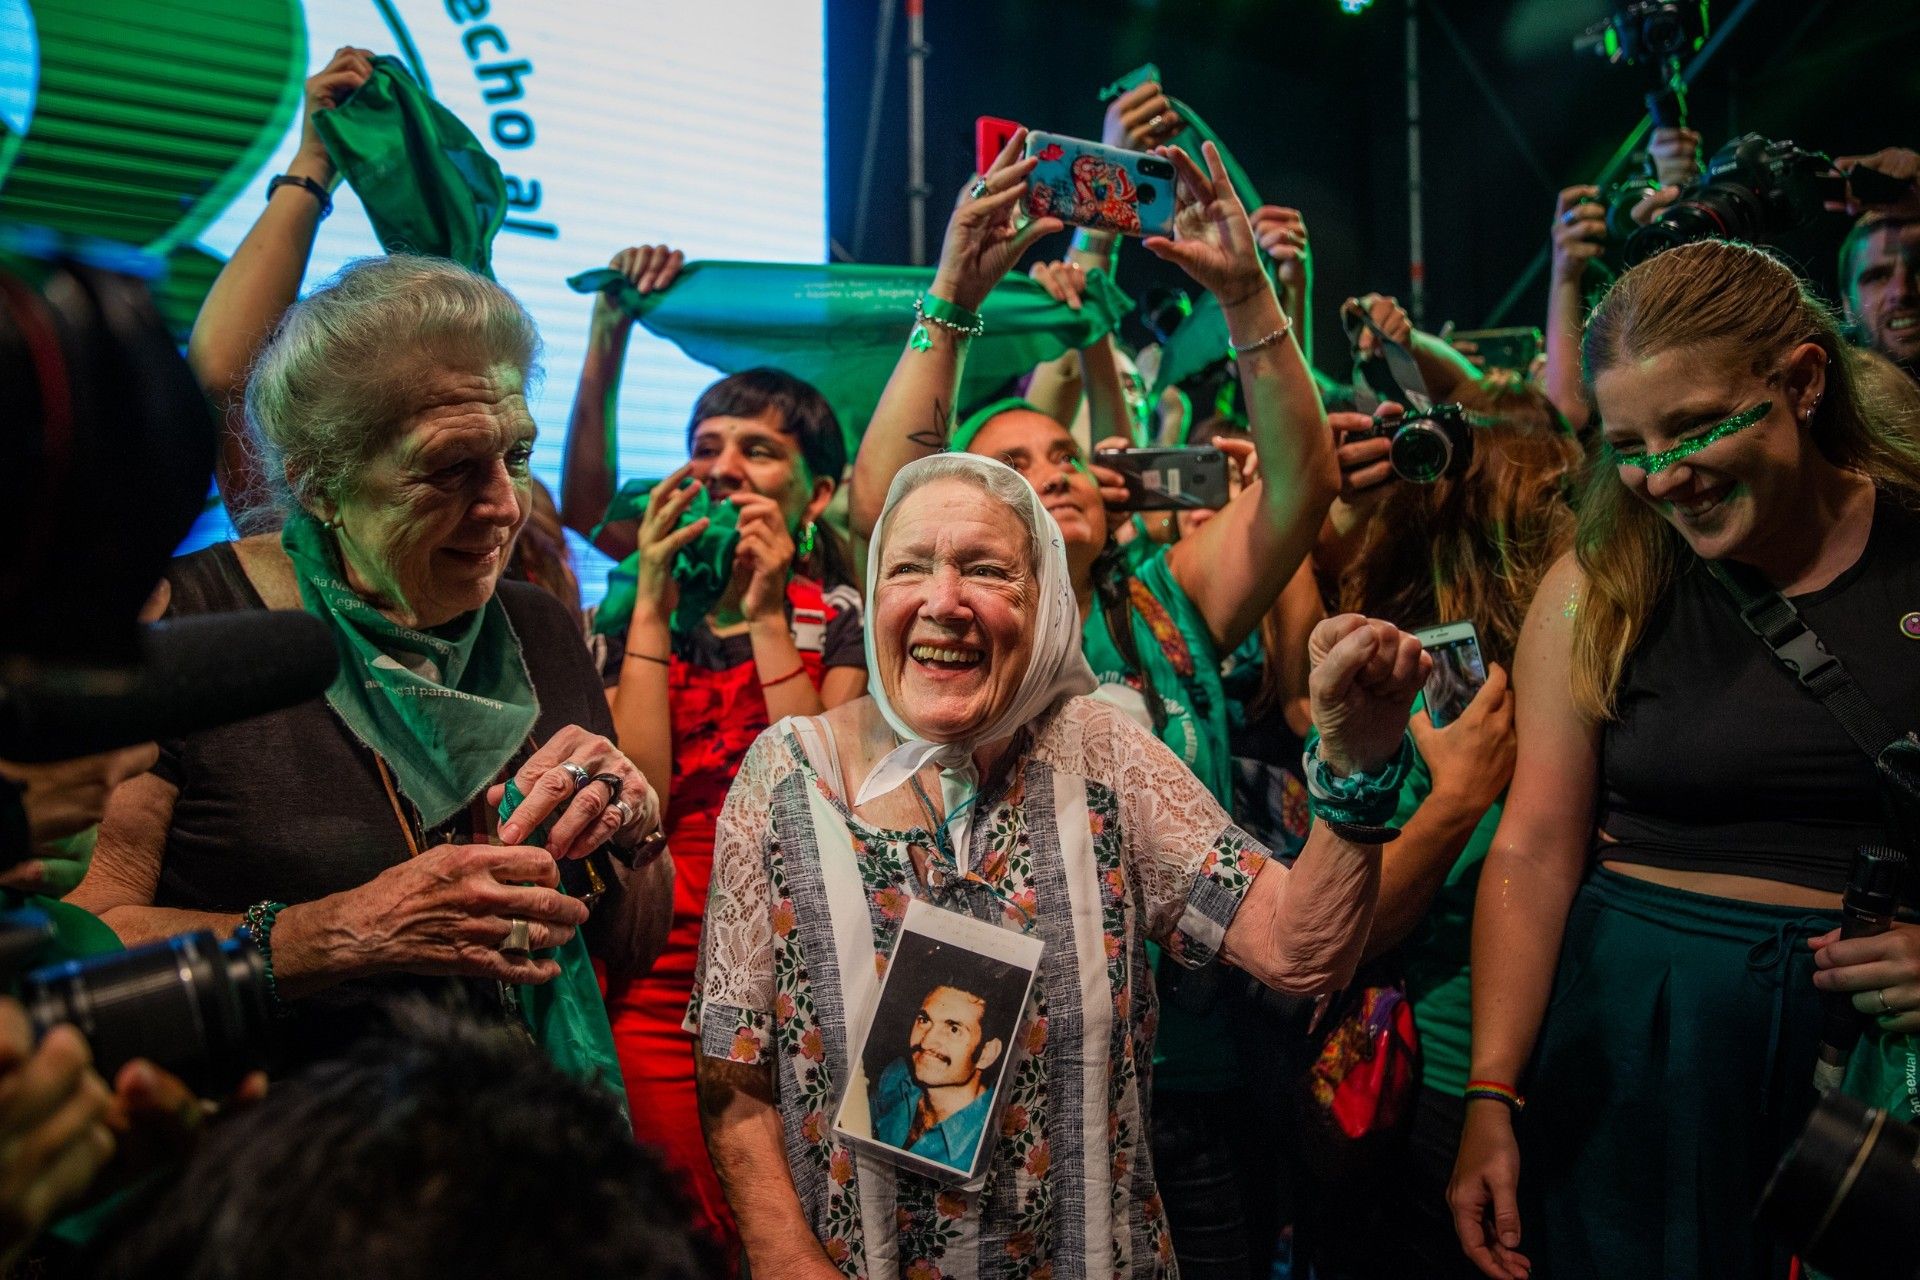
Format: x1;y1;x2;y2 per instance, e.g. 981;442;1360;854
1599;492;1920;893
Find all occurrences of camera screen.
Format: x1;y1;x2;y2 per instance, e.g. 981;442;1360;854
1423;636;1487;728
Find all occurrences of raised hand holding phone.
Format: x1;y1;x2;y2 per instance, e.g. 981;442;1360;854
931;127;1065;313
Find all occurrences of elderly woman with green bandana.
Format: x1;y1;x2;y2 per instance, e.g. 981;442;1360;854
849;128;1338;1277
75;256;672;1084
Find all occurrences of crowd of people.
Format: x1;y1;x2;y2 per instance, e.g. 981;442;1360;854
2;39;1918;1280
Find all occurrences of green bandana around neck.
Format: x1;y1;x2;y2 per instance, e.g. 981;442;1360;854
281;510;538;828
1603;401;1772;475
590;482;742;638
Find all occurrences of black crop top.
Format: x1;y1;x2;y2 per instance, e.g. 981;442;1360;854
1599;493;1920;894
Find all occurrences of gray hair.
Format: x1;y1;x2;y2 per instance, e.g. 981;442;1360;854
877;451;1046;572
240;255;540;530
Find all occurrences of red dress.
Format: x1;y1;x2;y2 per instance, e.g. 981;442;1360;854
603;578;859;1257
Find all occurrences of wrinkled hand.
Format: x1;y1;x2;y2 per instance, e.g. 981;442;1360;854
294;46;375;185
1251;205;1312;294
1408;664;1515;816
0;744;159;852
729;492;798;622
1143;142;1268;307
631;461;707;621
1103;80;1183;151
1307;615;1431;776
1450;1102;1531;1279
490;725;661;859
334;843;587;984
1648;126;1703;188
1829;147;1920;218
932;127;1064;313
1030;259;1090;312
1811;920;1920;1033
0;1003;115;1266
1345;294;1413;358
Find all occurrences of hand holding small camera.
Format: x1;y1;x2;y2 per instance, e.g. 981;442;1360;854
0;1002;116;1269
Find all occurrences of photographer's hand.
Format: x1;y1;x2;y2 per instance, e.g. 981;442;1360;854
0;1003;116;1271
1648;127;1702;189
1829;147;1920;218
1550;185;1606;285
1809;920;1920;1033
1144;142;1267;308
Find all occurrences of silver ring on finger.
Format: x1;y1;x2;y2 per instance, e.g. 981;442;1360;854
1876;989;1896;1016
1147;113;1165;134
970;178;992;200
609;798;636;830
500;917;531;956
559;761;592;794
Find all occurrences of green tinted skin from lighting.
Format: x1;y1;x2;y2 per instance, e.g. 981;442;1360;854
1603;401;1773;475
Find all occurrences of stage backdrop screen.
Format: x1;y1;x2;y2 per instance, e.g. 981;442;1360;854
185;1;828;567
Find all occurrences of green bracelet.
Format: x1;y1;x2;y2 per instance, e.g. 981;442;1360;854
910;294;986;350
240;900;288;1012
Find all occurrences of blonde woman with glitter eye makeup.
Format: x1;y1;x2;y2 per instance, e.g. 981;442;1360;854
1446;240;1920;1280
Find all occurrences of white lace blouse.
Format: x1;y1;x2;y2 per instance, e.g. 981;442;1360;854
687;696;1277;1279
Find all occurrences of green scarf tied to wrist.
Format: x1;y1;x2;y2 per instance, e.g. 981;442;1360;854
590;483;741;639
281;510;539;829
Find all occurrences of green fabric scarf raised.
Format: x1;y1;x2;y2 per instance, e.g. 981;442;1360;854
568;261;1133;448
313;55;508;277
281;511;538;828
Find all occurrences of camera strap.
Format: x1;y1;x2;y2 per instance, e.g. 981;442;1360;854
1341;304;1431;414
1703;559;1920;854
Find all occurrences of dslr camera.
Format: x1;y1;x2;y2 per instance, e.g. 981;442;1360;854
1352;403;1477;484
1622;133;1840;265
1;909;274;1094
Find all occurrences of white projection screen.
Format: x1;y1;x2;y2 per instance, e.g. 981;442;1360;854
188;1;828;575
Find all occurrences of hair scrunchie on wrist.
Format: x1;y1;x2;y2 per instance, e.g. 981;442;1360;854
1301;727;1413;830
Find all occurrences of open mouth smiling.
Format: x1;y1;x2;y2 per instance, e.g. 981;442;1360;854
909;643;984;670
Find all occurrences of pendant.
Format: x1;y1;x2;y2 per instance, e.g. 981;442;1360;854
909;322;933;352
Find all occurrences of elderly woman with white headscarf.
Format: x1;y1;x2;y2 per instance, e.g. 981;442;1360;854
691;452;1431;1279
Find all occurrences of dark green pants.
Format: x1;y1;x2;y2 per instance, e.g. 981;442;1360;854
1522;866;1839;1280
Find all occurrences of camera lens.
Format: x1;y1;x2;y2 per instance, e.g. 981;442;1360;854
1761;1092;1920;1280
1389;421;1455;484
1137;183;1158;206
1624;184;1764;265
21;929;273;1094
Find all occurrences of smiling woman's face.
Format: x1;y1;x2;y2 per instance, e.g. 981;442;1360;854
874;477;1037;743
1594;341;1825;563
328;362;535;628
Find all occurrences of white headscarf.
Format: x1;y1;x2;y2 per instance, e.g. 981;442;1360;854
856;454;1097;865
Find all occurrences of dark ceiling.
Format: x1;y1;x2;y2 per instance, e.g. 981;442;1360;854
828;0;1920;378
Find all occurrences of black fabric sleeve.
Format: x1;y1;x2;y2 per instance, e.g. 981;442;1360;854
822;599;866;669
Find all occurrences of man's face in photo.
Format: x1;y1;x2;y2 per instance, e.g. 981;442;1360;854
1846;218;1920;367
909;985;1000;1088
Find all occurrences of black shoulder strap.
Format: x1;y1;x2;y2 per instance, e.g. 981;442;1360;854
1702;558;1920;851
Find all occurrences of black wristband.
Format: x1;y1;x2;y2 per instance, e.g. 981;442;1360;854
267;173;333;219
1323;820;1401;845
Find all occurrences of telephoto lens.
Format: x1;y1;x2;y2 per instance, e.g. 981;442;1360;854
19;930;274;1094
1759;1091;1920;1280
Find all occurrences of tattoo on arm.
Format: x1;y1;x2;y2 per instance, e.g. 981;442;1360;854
906;397;953;452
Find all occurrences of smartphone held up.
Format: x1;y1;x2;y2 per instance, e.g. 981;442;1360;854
1021;131;1177;238
1413;621;1488;728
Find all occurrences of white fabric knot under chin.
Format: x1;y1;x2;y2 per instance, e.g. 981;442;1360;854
855;454;1097;866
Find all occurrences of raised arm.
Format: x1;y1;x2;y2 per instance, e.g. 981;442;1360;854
848;130;1063;538
1220;615;1427;993
1447;552;1599;1280
561;245;684;560
1151;142;1338;654
1251;204;1314;363
188;47;372;518
1544;186;1605;436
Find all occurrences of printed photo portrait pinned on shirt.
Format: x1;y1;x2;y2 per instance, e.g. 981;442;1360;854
834;899;1043;1183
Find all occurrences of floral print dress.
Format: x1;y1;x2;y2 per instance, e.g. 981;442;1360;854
687;697;1271;1279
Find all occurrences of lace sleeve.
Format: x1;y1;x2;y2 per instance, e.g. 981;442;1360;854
683;727;794;1064
1037;698;1269;967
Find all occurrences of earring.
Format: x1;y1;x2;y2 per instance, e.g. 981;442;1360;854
797;521;816;557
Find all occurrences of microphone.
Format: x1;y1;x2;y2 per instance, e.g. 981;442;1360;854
0;611;338;762
1812;846;1909;1093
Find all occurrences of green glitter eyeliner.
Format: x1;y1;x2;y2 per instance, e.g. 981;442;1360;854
1604;401;1773;475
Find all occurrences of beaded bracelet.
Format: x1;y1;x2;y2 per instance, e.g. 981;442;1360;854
239;900;289;1012
909;294;986;351
1464;1080;1526;1114
1301;727;1413;829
